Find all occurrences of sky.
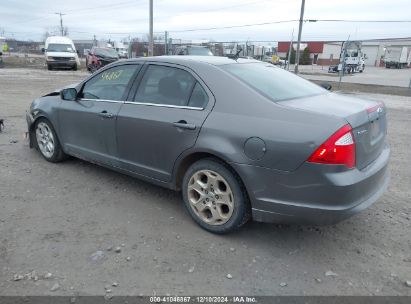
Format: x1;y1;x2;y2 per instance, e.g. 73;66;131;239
1;0;411;43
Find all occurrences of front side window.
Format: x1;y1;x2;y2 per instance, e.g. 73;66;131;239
135;65;196;106
222;63;325;101
81;65;139;101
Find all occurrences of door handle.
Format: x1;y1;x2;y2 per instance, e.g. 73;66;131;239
98;111;114;118
173;120;196;130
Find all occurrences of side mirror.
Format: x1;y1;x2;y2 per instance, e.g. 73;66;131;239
41;48;45;53
76;50;80;54
320;83;332;90
60;88;78;101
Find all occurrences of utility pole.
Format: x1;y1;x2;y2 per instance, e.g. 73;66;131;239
55;12;66;36
338;35;350;89
294;0;305;74
148;0;154;56
164;31;168;55
287;28;294;70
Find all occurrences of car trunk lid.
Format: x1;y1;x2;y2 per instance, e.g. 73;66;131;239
280;93;387;170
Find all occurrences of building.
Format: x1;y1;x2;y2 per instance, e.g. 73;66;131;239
277;37;411;66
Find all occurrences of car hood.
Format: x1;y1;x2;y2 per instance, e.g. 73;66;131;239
42;82;79;97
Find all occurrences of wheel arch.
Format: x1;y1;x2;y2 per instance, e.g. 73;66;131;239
29;114;60;148
172;151;249;198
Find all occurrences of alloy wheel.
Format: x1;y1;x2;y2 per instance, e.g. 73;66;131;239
187;170;234;225
35;122;55;158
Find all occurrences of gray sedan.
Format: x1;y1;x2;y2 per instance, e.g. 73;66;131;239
26;56;390;234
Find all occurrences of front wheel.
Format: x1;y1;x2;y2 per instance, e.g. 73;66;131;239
182;159;250;234
34;118;67;162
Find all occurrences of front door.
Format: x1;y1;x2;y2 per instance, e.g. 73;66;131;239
116;63;213;181
58;64;141;165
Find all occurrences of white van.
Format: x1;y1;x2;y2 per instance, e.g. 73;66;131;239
43;36;80;71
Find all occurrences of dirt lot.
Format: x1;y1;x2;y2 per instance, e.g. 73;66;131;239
0;68;410;296
298;65;411;88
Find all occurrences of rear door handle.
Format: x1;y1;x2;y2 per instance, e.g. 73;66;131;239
173;120;196;130
98;111;114;118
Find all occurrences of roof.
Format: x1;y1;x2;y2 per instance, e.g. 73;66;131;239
278;41;324;53
45;36;74;44
124;55;260;66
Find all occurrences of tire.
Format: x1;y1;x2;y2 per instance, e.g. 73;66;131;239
47;64;52;71
34;118;67;163
72;64;78;71
90;64;98;73
182;158;250;234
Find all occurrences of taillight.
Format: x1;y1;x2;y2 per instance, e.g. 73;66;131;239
307;124;356;169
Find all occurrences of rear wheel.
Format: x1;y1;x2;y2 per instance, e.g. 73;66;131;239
182;159;250;234
34;118;67;162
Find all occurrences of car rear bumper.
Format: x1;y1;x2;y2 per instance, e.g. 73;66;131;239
232;144;390;225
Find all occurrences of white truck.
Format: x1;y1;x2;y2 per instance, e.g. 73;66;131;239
328;41;365;74
384;46;410;69
114;41;128;58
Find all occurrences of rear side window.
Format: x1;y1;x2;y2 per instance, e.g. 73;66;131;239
81;65;139;101
222;63;325;101
188;82;208;108
135;65;196;106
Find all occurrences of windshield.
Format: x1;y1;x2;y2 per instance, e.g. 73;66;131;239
188;47;213;56
47;44;75;53
95;48;119;58
222;63;325;101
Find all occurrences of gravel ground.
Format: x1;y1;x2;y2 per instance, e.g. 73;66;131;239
0;68;410;296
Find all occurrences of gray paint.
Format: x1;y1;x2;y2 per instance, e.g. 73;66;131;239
27;56;390;224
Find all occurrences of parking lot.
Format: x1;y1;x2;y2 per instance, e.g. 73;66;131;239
0;67;410;296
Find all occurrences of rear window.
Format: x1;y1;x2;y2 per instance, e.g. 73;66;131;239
221;63;325;101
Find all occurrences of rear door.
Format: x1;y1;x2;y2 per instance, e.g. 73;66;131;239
116;63;213;181
58;63;141;165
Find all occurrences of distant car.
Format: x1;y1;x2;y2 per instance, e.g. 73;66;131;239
174;46;213;56
26;56;389;234
86;47;119;72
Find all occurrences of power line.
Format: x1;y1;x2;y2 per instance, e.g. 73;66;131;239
308;19;411;23
168;20;298;33
165;19;411;33
64;0;144;14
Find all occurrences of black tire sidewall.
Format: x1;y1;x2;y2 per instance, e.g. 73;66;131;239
182;158;249;234
34;118;64;162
